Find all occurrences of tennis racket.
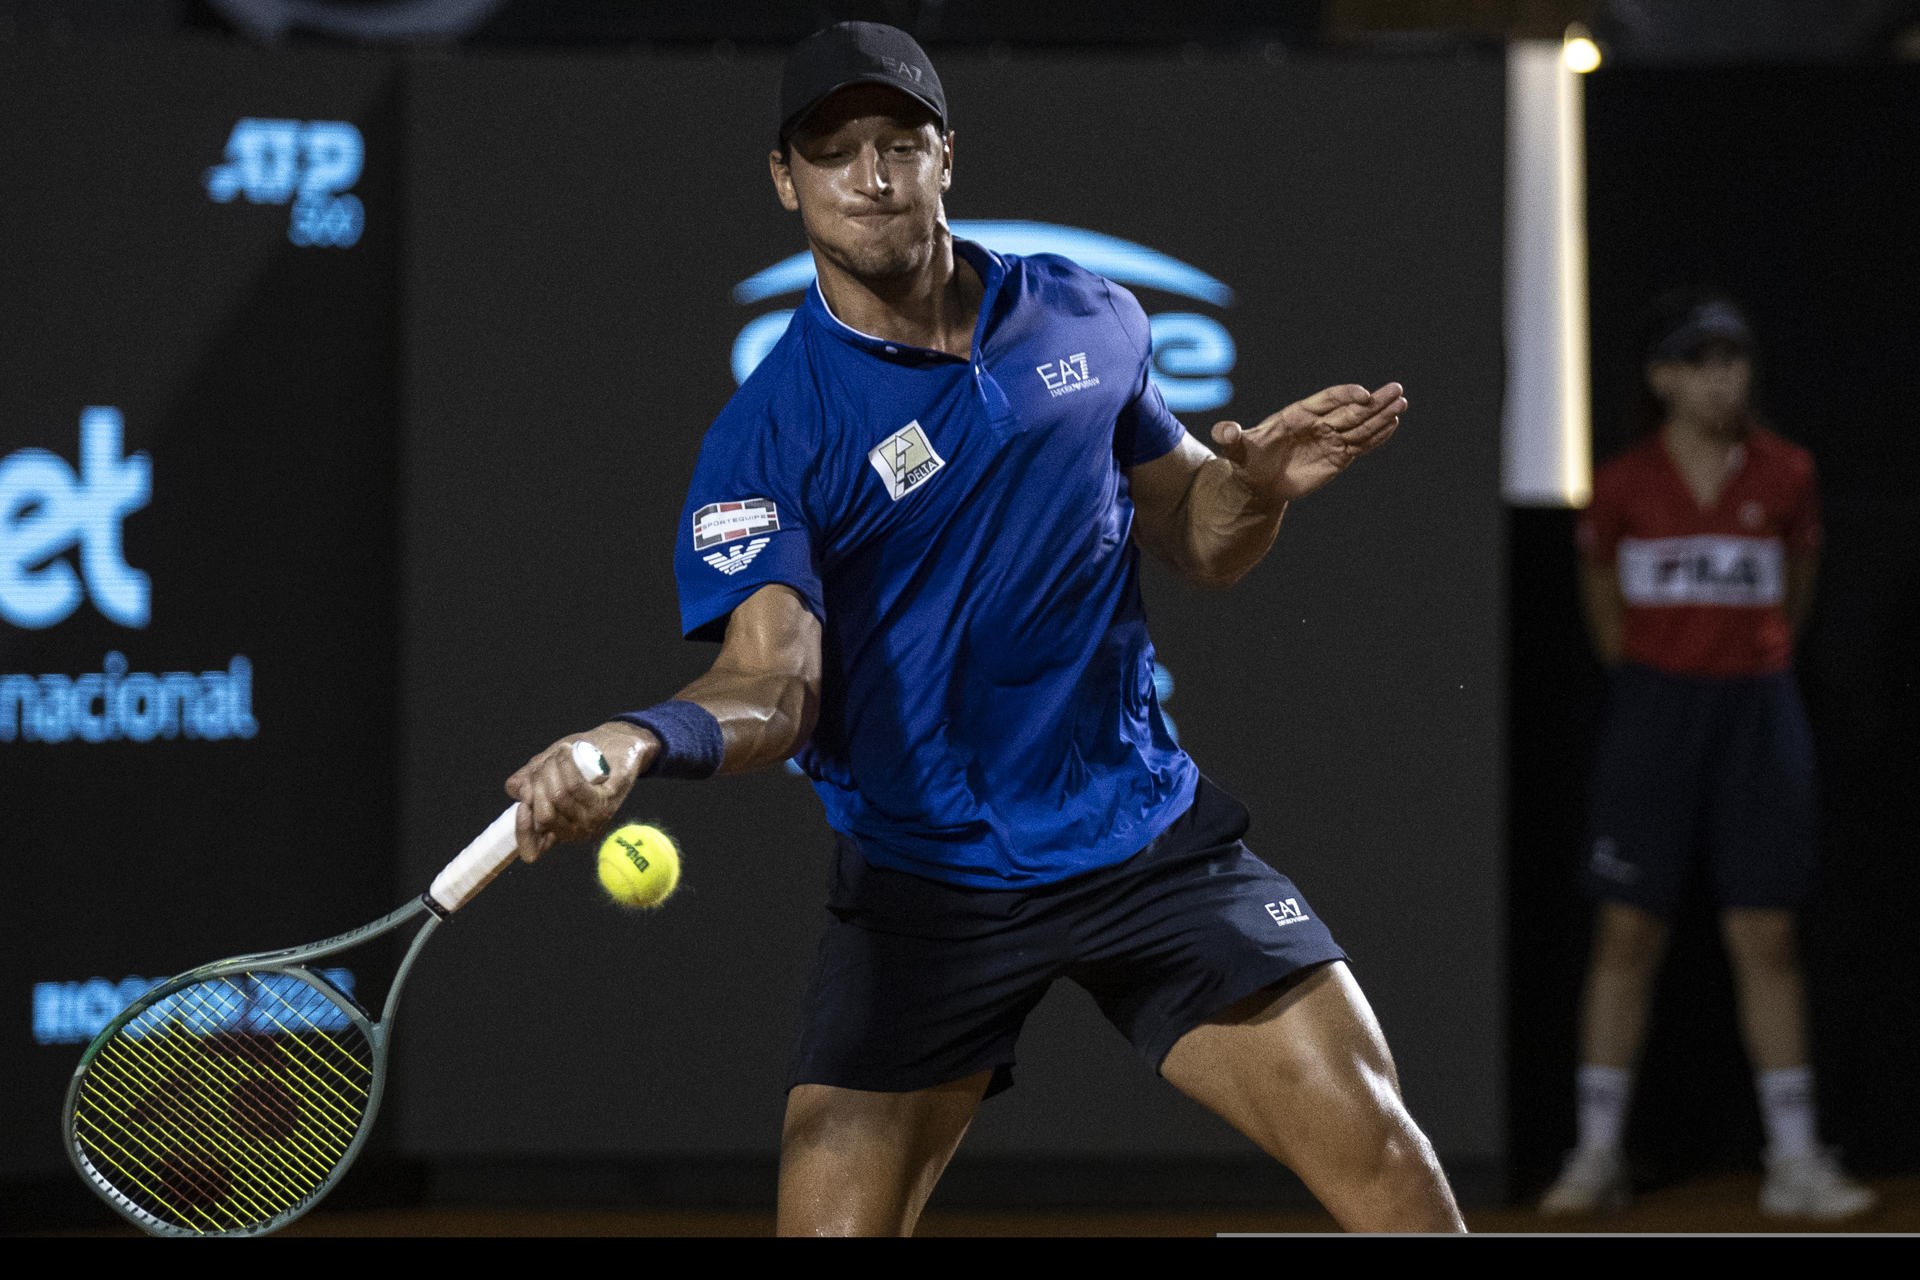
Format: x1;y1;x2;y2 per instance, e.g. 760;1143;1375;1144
62;739;610;1238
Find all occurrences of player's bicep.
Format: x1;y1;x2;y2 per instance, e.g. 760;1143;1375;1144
1126;431;1212;566
712;582;822;683
685;583;823;769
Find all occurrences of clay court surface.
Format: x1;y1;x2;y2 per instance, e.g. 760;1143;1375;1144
36;1173;1915;1237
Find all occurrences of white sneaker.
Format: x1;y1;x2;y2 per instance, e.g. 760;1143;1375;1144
1540;1145;1630;1215
1761;1148;1878;1221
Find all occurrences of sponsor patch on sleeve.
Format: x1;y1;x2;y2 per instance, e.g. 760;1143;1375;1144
692;498;780;551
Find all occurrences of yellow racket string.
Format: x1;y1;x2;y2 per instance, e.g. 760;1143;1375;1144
76;1068;282;1230
71;971;378;1233
116;982;359;1172
77;1008;358;1228
201;975;378;1104
90;1033;330;1208
125;981;369;1175
168;979;370;1138
84;1036;313;1222
71;1110;224;1233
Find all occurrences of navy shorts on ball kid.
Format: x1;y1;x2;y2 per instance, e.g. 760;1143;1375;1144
787;776;1348;1097
1584;663;1818;916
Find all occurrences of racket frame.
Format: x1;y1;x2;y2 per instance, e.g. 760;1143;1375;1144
62;896;441;1238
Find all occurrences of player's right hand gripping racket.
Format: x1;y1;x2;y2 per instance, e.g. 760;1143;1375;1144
61;740;610;1238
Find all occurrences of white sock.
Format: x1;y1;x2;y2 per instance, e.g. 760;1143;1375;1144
1758;1066;1819;1160
1576;1065;1632;1152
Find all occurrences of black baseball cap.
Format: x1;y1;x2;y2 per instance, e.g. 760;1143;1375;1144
778;21;946;147
1649;297;1753;362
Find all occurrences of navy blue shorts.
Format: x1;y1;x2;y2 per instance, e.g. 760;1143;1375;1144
1584;663;1818;915
787;776;1348;1098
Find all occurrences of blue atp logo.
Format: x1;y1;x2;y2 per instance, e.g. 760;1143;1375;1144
730;221;1237;412
205;119;365;247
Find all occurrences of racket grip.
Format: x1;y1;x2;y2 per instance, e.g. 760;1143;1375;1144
428;804;520;914
427;740;611;914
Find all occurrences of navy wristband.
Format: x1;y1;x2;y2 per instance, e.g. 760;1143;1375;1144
615;700;725;779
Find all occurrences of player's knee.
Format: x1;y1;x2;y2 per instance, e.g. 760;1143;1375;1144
1723;911;1800;974
1593;904;1668;974
1342;1107;1452;1221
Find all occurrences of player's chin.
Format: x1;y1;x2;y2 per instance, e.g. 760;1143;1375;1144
830;222;934;276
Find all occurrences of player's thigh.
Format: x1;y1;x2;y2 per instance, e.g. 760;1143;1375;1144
778;1072;990;1236
1159;961;1410;1170
1706;674;1818;912
1584;664;1713;913
1591;899;1671;973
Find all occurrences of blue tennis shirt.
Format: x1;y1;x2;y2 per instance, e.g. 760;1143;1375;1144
675;239;1199;887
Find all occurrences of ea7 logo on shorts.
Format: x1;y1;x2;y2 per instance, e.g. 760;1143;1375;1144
867;421;945;501
703;536;770;576
1036;352;1100;397
1265;898;1310;928
692;498;779;551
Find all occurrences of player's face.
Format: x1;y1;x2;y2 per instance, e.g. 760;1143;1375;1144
1650;341;1752;431
771;85;952;285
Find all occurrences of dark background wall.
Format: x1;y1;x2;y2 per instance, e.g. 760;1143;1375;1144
1507;64;1920;1193
1;42;402;1182
2;38;1507;1220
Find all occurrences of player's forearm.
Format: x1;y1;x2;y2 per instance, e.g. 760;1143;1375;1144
1579;565;1624;665
1170;454;1288;589
673;667;821;774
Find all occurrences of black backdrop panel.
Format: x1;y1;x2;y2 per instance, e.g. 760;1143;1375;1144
398;51;1506;1167
1508;65;1920;1188
0;45;400;1177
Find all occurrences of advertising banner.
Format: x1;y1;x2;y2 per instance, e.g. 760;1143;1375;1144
0;45;402;1177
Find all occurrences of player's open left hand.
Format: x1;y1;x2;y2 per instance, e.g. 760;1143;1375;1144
1212;382;1404;506
504;721;655;863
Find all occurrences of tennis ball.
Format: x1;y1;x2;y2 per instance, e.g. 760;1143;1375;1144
596;824;681;910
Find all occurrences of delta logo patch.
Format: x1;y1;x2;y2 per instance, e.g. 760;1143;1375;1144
867;421;945;501
692;498;779;551
703;536;771;576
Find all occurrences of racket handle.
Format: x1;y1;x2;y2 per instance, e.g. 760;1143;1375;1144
427;740;611;914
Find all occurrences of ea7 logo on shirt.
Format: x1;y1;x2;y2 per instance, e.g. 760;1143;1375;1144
1036;352;1100;398
1265;898;1310;928
703;536;771;576
692;498;780;551
868;421;946;501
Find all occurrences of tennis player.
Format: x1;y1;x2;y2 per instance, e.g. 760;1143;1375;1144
507;21;1464;1235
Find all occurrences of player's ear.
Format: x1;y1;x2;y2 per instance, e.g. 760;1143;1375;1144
1645;359;1676;403
770;148;800;213
940;130;955;192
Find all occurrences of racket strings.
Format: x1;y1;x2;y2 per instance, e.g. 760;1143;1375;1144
77;978;369;1230
71;971;377;1234
78;1018;339;1228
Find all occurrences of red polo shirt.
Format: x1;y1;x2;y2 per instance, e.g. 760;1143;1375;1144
1578;427;1821;677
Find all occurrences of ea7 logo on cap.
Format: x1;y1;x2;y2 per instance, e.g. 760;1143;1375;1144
692;498;779;550
868;421;945;501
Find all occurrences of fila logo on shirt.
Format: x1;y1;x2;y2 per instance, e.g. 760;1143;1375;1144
1617;535;1785;607
1035;352;1100;397
868;421;946;501
703;536;770;576
1265;898;1310;928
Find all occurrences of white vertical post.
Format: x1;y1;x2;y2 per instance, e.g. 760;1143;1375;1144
1504;41;1592;507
